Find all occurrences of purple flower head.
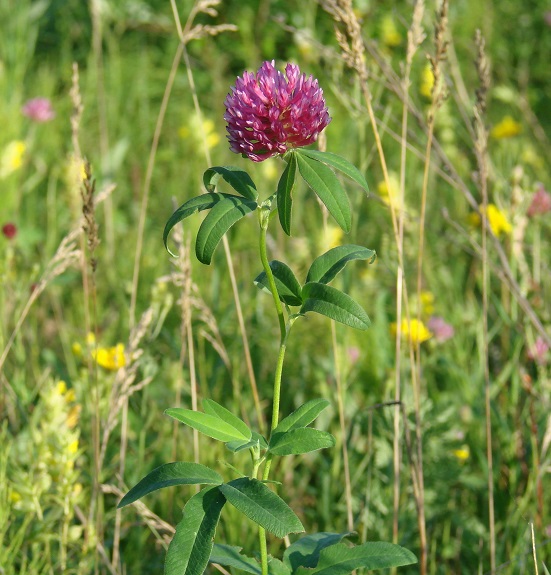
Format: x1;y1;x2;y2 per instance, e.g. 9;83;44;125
224;61;331;162
21;98;55;122
527;184;551;217
427;316;454;343
527;337;549;365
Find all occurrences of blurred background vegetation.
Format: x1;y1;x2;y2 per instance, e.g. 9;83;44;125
1;0;550;573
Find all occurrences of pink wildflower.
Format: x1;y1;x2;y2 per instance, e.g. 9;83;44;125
347;346;360;364
224;61;331;162
21;98;55;122
527;184;551;217
427;316;454;343
527;337;549;366
2;222;17;239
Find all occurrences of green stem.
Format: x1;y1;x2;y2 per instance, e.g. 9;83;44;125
259;209;286;341
257;207;292;575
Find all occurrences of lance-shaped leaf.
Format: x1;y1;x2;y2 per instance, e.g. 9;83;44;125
202;399;252;442
166;408;251;443
210;545;262;575
203;166;258;201
295;153;351;233
268;428;335;456
118;462;223;508
277;153;297;235
219;478;304;538
283;532;354;572
297;149;369;194
295;542;417;575
164;193;233;256
254;261;303;307
210;547;290;575
196;195;257;264
300;283;370;330
165;486;226;575
226;432;268;453
274;399;331;434
306;245;376;285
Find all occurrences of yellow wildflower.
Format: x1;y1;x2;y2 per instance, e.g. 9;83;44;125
64;388;76;403
68;439;79;455
420;63;435;99
10;489;22;503
179;116;220;150
321;225;344;251
420;291;435;316
453;446;470;461
377;172;402;210
56;380;68;395
66;405;81;429
93;343;126;370
380;14;402;47
470;204;512;237
86;332;96;346
391;318;433;344
72;342;83;357
0;140;26;178
491;116;522;139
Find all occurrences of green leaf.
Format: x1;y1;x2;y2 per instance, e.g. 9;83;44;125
165;486;226;575
203;166;258;201
300;283;370;331
306;245;376;285
226;432;269;453
297;150;369;194
202;399;252;442
165;408;251;443
254;261;303;307
117;462;223;508
209;547;291;575
164;193;231;257
274;399;331;434
277;153;297;235
219;478;304;538
295;542;417;575
269;428;335;456
295;153;351;233
267;557;292;575
210;545;262;575
283;532;354;571
196;195;257;265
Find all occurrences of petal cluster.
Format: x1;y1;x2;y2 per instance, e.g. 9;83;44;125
224;61;331;162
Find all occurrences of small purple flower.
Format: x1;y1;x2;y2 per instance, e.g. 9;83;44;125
224;61;331;162
527;337;549;366
21;98;55;122
427;316;454;343
527;184;551;217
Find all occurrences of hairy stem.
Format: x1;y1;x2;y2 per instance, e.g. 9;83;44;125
257;207;291;575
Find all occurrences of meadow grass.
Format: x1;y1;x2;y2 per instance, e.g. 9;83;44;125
1;0;550;574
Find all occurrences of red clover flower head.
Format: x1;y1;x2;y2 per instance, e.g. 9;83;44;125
224;61;331;162
21;98;55;122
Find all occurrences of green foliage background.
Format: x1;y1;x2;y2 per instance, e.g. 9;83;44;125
1;0;550;574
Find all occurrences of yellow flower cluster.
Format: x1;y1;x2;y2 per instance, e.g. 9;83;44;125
80;332;126;371
491;116;522;139
420;64;435;99
469;204;512;237
391;318;433;345
0;140;26;178
10;380;82;514
380;15;402;48
179;116;220;150
377;172;402;210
